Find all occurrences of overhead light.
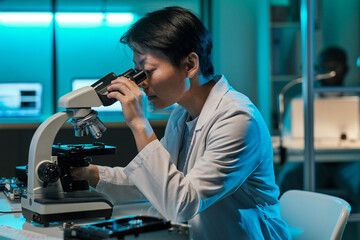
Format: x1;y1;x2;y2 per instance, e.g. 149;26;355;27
105;13;135;26
0;12;136;27
55;12;135;27
0;12;53;26
55;13;104;27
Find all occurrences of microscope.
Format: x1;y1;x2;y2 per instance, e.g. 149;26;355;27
21;69;146;227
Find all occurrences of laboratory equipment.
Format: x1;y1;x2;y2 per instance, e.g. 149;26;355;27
21;69;146;226
64;215;192;240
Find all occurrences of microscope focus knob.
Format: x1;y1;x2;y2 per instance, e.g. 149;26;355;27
37;162;61;185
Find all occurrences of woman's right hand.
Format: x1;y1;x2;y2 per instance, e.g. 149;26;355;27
70;165;100;188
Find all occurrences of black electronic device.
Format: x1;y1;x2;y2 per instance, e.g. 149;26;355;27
64;216;192;240
92;69;146;106
52;142;116;192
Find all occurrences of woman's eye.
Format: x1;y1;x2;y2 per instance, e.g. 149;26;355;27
145;69;154;75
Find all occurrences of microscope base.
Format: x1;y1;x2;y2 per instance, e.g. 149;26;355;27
21;193;113;227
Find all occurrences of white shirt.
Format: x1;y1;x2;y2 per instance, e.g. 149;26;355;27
177;115;198;171
96;75;291;240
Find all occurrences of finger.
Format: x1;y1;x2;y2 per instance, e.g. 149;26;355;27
108;78;143;100
107;83;133;100
108;76;127;85
110;75;138;85
109;77;141;94
70;167;85;180
107;90;127;100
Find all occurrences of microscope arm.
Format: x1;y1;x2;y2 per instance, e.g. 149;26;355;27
28;86;104;198
27;111;73;197
22;83;116;225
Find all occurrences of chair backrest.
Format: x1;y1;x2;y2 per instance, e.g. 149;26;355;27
280;190;351;240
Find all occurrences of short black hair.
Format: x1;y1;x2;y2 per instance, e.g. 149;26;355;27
120;6;214;78
318;46;347;66
317;46;348;86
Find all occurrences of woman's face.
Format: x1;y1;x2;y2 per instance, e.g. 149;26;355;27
133;46;189;109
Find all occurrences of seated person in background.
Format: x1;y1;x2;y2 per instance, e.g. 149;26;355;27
71;7;291;240
277;46;360;211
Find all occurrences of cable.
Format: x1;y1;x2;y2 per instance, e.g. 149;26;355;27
0;210;22;214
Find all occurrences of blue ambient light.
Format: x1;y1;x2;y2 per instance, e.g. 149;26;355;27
55;12;135;27
55;13;104;27
0;12;53;26
0;12;135;27
105;13;134;26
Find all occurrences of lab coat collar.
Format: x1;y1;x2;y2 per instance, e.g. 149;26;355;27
195;75;230;131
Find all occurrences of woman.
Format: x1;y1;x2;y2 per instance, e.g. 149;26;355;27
72;6;291;239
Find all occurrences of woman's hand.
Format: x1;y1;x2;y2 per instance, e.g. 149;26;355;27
70;165;100;188
107;77;157;152
107;76;147;130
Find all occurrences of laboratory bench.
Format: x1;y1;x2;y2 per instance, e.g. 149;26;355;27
272;135;360;163
1;122;360;237
0;191;155;239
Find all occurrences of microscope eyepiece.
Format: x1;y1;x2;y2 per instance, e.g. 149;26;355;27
91;68;147;107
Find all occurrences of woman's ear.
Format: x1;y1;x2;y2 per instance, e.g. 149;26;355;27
185;52;199;79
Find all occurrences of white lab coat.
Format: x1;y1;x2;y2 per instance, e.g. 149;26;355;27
96;75;291;240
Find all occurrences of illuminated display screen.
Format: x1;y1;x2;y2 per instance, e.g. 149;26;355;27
0;83;42;117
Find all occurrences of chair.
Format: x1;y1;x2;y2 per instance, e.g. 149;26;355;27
280;190;351;240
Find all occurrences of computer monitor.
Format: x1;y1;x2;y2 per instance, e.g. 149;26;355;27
72;79;122;112
291;96;360;140
0;83;42;117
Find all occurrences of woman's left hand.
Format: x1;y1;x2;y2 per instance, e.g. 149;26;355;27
107;76;157;151
107;76;147;130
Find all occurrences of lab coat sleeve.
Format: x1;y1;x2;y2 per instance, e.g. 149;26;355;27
95;165;147;204
123;108;263;223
